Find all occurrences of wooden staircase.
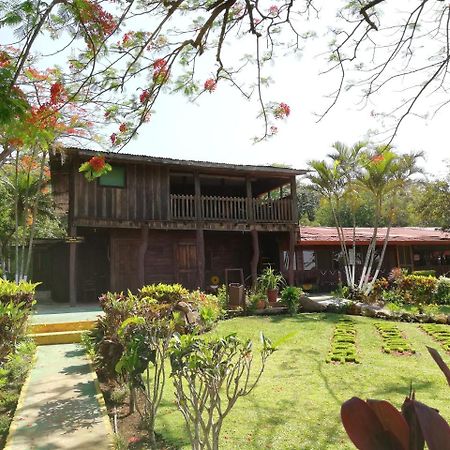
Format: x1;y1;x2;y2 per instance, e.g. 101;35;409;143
29;320;96;345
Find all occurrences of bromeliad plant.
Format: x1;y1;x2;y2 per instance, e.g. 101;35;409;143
169;333;276;450
341;347;450;450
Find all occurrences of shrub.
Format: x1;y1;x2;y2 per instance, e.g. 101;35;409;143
138;283;188;304
170;333;275;450
398;275;437;305
0;340;35;448
280;286;303;314
91;285;222;379
412;270;437;277
115;316;175;447
435;277;450;305
0;279;37;361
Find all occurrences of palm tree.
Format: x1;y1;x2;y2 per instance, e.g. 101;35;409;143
308;142;423;296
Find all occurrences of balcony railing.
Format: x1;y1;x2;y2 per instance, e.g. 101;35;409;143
170;194;293;223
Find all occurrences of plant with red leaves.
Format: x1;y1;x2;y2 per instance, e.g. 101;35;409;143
119;123;127;133
341;347;450;450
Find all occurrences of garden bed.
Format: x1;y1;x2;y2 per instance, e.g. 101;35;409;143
0;341;35;449
87;306;450;449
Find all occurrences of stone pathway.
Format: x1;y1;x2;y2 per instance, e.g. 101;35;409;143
5;344;112;450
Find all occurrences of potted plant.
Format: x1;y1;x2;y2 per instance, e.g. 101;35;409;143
280;286;303;315
258;267;284;304
247;291;268;311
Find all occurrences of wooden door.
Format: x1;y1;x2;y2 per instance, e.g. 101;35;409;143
175;242;197;289
111;239;140;292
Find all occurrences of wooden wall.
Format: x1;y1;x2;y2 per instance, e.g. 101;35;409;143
108;229;254;292
73;163;169;222
204;231;252;286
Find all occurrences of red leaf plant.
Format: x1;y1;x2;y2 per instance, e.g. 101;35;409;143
341;348;450;450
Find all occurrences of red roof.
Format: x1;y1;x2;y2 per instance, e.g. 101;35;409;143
297;227;450;246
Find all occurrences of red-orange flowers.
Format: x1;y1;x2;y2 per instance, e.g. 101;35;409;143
89;156;106;172
274;102;291;119
153;59;169;84
204;79;217;92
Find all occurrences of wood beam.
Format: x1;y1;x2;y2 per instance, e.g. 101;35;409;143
251;228;259;288
196;228;205;290
69;225;77;306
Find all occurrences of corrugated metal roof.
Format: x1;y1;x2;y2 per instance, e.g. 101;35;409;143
63;147;306;176
297;226;450;245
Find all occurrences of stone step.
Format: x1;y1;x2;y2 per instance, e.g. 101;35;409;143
30;320;96;334
30;330;85;345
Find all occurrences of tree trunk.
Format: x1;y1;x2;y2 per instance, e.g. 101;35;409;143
25;151;47;278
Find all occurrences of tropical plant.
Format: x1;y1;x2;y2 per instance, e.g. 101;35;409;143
257;266;284;291
280;286;303;315
341;347;450;450
0;278;37;361
169;333;275;450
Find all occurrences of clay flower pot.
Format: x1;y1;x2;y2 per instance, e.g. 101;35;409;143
267;288;278;304
256;299;267;309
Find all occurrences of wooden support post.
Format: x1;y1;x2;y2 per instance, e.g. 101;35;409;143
196;228;205;290
246;178;253;221
194;172;201;220
69;225;77;306
251;228;259;288
290;176;298;223
288;228;295;286
138;225;149;287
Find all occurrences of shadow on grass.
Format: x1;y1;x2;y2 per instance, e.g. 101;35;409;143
267;312;345;325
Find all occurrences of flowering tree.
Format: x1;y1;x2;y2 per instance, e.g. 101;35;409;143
1;1;448;162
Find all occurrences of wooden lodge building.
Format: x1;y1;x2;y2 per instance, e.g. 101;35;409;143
291;226;450;290
35;148;304;304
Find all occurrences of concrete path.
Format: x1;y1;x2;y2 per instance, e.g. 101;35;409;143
5;344;112;450
32;304;102;324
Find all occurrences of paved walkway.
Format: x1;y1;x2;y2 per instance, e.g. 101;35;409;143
32;303;102;324
6;344;112;450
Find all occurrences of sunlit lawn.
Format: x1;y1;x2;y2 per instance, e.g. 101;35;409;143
156;314;450;449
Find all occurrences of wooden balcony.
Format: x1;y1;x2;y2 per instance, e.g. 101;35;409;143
170;194;294;223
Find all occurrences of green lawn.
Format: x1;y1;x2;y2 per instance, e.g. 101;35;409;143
156;314;450;449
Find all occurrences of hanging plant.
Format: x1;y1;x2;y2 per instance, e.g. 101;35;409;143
79;155;112;181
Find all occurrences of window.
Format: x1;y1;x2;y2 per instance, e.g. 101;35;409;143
99;166;126;188
302;250;316;271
